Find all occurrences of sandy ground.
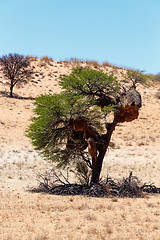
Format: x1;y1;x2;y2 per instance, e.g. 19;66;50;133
0;59;160;239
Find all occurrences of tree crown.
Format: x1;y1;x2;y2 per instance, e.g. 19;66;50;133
59;67;119;101
26;67;119;168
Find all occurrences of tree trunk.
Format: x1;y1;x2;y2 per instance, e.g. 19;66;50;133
90;121;117;183
10;84;14;98
90;146;106;183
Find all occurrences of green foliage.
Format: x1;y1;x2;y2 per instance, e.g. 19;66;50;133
59;67;119;101
27;93;69;149
26;92;103;166
27;67;120;172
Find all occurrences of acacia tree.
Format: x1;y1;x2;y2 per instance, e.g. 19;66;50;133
27;67;142;184
0;53;33;97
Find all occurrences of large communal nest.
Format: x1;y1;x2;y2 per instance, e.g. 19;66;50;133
30;171;160;198
115;85;142;123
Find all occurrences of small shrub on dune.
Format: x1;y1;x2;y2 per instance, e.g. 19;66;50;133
27;56;38;61
86;60;100;68
155;89;160;99
68;57;84;64
102;61;115;68
153;73;160;82
40;56;54;65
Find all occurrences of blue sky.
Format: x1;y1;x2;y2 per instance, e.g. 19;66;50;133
0;0;160;74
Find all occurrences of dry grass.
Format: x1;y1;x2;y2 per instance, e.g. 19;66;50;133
1;191;160;240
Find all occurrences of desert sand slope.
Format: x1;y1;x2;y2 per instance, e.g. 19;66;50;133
0;60;160;240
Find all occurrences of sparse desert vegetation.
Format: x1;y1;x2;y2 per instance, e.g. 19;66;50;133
0;57;160;239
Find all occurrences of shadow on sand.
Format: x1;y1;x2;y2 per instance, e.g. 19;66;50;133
0;90;35;100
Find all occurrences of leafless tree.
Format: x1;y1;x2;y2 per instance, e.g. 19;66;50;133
0;53;33;97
